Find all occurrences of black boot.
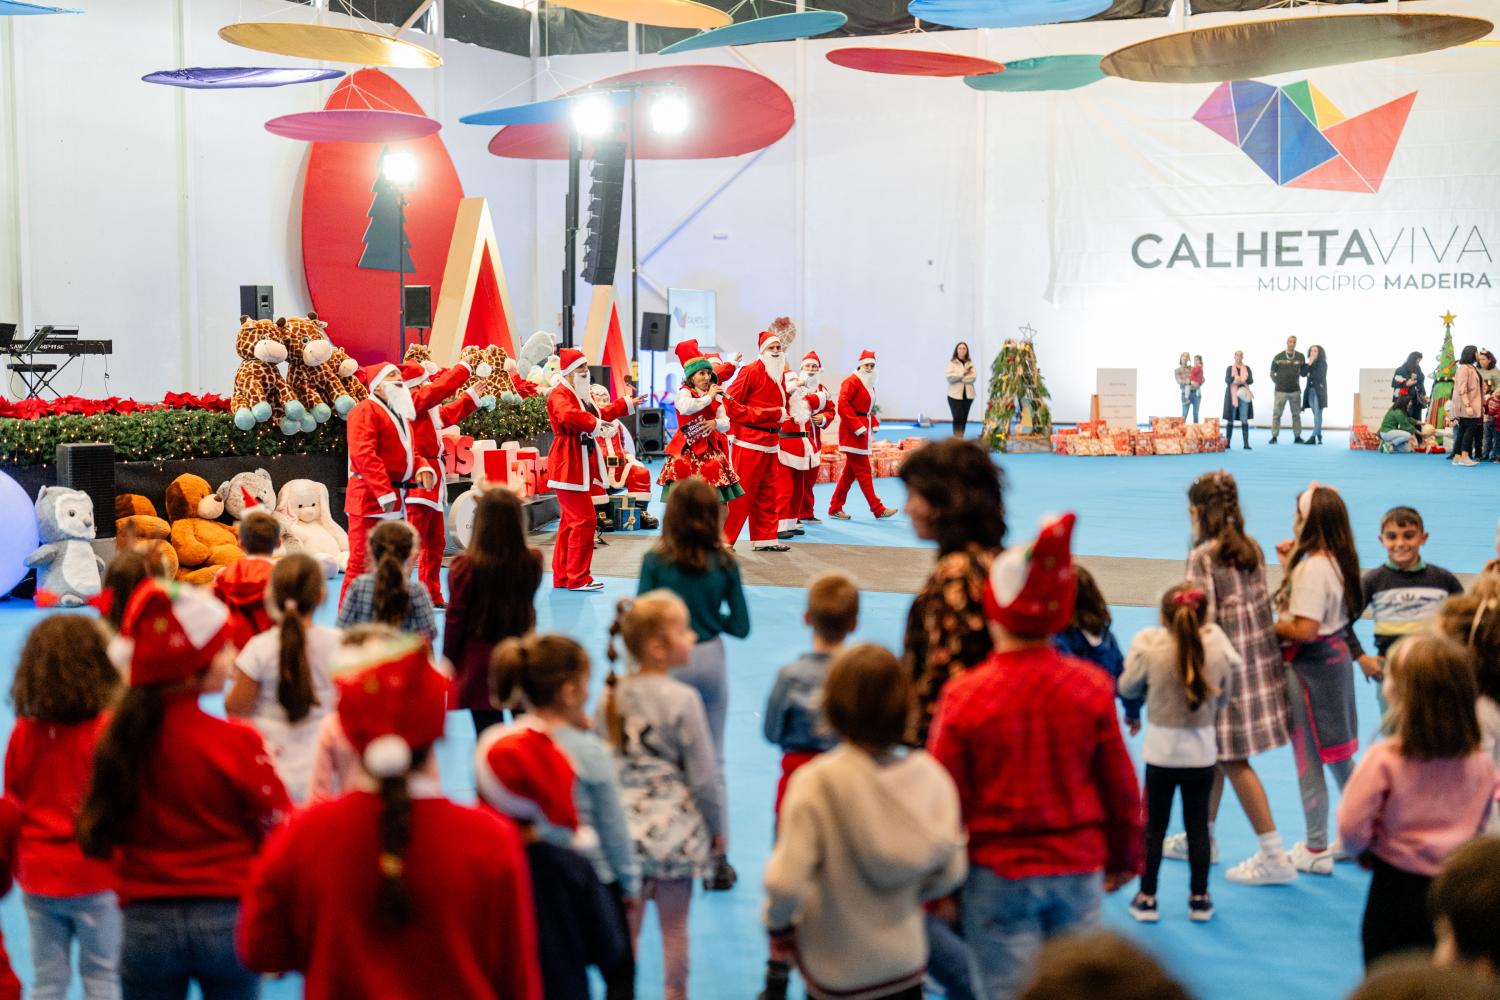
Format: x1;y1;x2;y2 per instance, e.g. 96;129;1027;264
1242;426;1252;450
704;855;738;891
638;506;659;530
759;959;791;1000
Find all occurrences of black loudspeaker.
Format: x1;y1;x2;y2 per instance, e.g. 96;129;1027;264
239;285;273;320
589;365;611;390
403;285;433;329
55;442;116;539
581;140;627;286
635;407;665;456
641;311;670;352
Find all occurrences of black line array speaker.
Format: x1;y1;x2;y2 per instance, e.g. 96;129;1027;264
403;285;433;329
55;442;116;539
589;365;611;391
635;407;665;456
641;311;670;352
581;140;627;286
239;285;274;320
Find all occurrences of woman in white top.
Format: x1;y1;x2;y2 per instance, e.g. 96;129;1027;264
945;342;978;437
1273;485;1364;876
225;553;339;803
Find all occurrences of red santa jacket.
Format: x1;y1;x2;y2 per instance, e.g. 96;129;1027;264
546;381;634;493
724;359;789;453
237;790;543;1000
344;395;415;520
837;374;879;456
806;381;834;452
408;366;485;512
778;372;829;470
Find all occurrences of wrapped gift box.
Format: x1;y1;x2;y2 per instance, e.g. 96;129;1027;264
1110;430;1135;454
900;437;927;451
1052;435;1072;455
1181;435;1201;454
1156;438;1183;455
1202;418;1220;435
1134;433;1155;456
1056;426;1079;437
1150;416;1186;435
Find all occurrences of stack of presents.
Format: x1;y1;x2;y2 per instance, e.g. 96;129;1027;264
1347;425;1384;451
814;437;928;484
466;438;646;530
1050;418;1228;456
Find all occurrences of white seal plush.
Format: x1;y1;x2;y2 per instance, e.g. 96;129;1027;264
25;486;104;607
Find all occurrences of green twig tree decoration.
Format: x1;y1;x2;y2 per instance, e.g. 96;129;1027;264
982;328;1053;453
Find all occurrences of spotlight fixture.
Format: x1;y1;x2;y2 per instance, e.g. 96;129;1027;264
381;151;417;185
571;94;615;137
650;91;689;135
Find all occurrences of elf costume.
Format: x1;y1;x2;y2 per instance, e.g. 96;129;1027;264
659;339;744;503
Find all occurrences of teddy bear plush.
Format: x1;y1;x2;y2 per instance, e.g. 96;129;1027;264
165;474;243;584
231;316;305;432
114;494;180;578
216;469;276;522
26;486;105;607
273;479;348;577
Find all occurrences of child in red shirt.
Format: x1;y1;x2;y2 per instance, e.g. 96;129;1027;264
5;615;123;1000
238;636;543;1000
78;579;290;999
213;510;280;648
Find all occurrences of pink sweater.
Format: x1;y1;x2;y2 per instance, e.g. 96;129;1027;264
1337;740;1496;875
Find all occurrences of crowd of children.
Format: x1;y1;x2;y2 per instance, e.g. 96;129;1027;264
3;447;1500;1000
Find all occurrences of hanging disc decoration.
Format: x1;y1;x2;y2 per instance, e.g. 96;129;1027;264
546;0;731;30
1101;13;1493;84
907;0;1111;30
219;22;442;69
658;10;848;55
826;47;1005;77
142;67;346;90
0;0;79;12
266;110;442;142
460;91;632;128
965;54;1105;92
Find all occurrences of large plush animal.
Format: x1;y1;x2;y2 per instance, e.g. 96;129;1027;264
273;479;348;577
278;313;357;430
164;474;242;584
26;486;104;607
517;331;557;389
404;342;439;376
230;316;304;432
458;345;513;406
326;345;368;410
114;494;180;578
216;469;276;522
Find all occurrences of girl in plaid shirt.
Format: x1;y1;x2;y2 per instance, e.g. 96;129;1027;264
336;520;437;645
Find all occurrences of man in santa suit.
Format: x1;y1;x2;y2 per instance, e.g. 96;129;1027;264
546;348;641;591
788;351;833;530
341;361;433;606
775;355;830;540
722;331;792;550
589;383;659;531
404;359;495;607
830;350;896;521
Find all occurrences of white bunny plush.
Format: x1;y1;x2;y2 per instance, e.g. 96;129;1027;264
273;479;348;577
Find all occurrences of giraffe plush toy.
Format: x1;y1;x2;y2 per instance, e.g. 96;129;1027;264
230;316;304;432
460;344;519;405
278;313;358;431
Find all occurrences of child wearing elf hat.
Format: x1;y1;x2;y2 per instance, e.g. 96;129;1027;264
659;339;743;505
476;723;629;1000
238;636;543;1000
928;514;1143;1000
77;578;291;998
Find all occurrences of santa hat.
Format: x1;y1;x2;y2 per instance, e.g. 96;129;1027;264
557;348;589;380
675;340;713;381
475;723;598;850
109;579;234;686
757;330;781;353
857;350;877;366
356;362;400;391
240;486;261;511
333;636;451;779
801;351;822;370
982;513;1077;638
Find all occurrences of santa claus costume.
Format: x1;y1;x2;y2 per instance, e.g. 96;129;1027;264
830;350;895;520
404;359;494;607
795;352;833;525
588;383;660;531
775;353;831;539
723;331;792;550
546;348;636;592
659;340;743;504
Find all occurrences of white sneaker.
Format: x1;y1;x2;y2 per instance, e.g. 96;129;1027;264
1289;842;1335;875
1456;456;1479;467
1225;851;1298;885
1162;832;1219;864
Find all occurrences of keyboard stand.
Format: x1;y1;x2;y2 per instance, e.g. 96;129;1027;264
6;362;61;399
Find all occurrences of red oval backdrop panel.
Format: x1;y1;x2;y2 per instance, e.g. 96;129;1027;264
487;64;794;160
825;47;1005;77
302;69;463;363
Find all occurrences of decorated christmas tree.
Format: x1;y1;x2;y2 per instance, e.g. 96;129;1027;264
1428;311;1457;429
982;326;1053;453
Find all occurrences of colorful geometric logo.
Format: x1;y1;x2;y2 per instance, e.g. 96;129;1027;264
1194;80;1416;194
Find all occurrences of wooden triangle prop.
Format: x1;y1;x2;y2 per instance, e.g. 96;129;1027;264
580;285;634;399
428;197;518;364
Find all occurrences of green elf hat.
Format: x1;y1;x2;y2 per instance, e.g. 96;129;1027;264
675;339;713;381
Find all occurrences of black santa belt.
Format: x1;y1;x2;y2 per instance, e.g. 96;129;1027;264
779;431;806;439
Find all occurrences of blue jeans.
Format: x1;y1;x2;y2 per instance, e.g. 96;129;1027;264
25;891;122;1000
120;900;259;1000
1484;421;1497;460
925;913;981;1000
1308;397;1324;440
1181;389;1200;423
962;868;1102;1000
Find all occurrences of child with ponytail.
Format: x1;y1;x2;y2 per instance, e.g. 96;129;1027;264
599;592;723;1000
78;579;290;999
238;635;542;999
225;554;339;803
336;520;437;644
1120;582;1236;924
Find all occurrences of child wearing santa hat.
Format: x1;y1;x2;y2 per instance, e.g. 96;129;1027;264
212;509;280;649
238;635;542;1000
476;722;629;1000
928;514;1143;1000
77;579;291;998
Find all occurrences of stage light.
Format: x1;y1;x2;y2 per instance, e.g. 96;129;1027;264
382;151;417;186
572;95;614;137
651;92;689;135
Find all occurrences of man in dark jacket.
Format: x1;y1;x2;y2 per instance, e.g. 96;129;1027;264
1268;335;1307;444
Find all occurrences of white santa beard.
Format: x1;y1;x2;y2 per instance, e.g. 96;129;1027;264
380;384;416;421
570;372;592;398
762;353;787;380
857;370;876;391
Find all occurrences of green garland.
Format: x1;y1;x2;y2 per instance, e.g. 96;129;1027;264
982;338;1053;452
0;396;551;468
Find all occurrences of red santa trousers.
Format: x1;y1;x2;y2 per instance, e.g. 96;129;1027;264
780;466;817;529
407;505;446;604
830;453;886;516
339;514;378;606
553;489;599;589
724;445;783;545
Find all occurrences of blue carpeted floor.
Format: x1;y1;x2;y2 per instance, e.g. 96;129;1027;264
0;420;1476;999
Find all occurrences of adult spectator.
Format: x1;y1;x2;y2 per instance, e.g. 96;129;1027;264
1301;344;1328;445
1379;403;1425;453
899;438;1005;745
1176;352;1200;423
1452;345;1484;466
1222;350;1255;451
1393;352;1427;420
1268;335;1307;444
1479;350;1500;461
946;342;978;437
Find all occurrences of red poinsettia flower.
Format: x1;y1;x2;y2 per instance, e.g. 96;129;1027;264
672;458;695;481
699;458;722;482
